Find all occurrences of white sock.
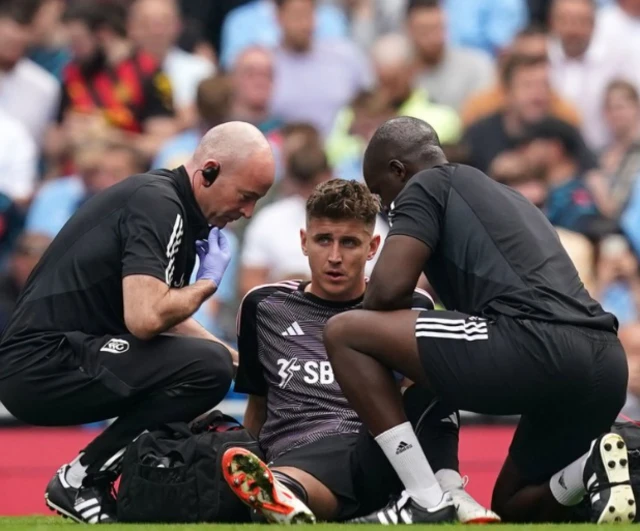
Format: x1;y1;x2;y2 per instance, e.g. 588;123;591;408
65;454;88;489
549;450;589;506
375;421;445;508
436;469;464;491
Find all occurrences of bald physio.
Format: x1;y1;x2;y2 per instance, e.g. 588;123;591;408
0;121;275;523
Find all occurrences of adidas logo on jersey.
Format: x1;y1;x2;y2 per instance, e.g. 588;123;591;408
396;441;413;455
282;322;305;336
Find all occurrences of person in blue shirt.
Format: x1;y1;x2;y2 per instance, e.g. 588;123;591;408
219;0;348;70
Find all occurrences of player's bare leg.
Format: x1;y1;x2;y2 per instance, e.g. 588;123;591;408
324;309;456;523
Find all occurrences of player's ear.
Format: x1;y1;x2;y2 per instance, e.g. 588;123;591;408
300;229;308;256
368;234;381;260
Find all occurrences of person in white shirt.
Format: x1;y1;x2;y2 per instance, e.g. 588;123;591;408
128;0;215;128
0;4;59;147
0;110;37;204
239;142;388;296
594;0;640;56
548;0;640;150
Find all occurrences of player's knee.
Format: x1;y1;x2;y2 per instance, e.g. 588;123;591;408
191;341;234;401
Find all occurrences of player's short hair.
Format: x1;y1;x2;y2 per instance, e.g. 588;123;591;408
0;0;41;24
502;54;548;86
306;179;380;229
196;75;232;127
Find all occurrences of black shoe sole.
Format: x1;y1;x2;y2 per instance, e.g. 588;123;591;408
593;433;636;524
44;494;83;524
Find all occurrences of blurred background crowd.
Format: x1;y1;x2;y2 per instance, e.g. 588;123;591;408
0;0;640;420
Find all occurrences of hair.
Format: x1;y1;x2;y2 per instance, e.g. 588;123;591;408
350;89;394;117
605;79;640;104
306;179;380;227
502;54;548;86
105;142;149;173
281;122;320;143
63;0;128;37
407;0;440;16
514;23;548;40
287;144;329;185
274;0;314;7
196;75;232;127
0;0;41;24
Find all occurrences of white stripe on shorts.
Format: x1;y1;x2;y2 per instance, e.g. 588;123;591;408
416;316;489;341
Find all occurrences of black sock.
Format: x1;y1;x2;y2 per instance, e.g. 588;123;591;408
272;470;309;504
403;385;460;473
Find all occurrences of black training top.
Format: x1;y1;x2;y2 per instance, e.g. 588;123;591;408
387;163;617;332
0;166;208;371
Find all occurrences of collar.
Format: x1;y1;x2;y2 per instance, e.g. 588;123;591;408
297;280;365;308
172;166;209;237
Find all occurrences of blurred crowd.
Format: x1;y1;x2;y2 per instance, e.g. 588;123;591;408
1;0;640;412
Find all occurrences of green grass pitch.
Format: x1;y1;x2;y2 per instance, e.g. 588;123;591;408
1;518;639;530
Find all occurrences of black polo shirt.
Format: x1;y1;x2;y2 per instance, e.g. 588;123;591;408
0;166;208;373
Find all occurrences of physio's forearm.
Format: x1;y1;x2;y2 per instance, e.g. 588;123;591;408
153;280;217;335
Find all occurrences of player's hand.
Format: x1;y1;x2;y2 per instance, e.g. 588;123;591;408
195;227;231;288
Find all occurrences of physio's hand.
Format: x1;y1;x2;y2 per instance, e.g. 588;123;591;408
195;227;231;288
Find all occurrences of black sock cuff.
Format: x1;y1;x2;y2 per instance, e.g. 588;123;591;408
272;470;309;504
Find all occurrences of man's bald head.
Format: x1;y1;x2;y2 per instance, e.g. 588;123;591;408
187;121;275;227
363;117;446;208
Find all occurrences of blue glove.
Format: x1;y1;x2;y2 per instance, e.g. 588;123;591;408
195;227;231;288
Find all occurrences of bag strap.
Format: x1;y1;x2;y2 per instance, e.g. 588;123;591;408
190;410;242;433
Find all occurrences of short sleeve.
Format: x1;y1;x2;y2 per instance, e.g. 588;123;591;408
140;70;175;122
121;184;185;284
387;169;451;253
234;289;268;396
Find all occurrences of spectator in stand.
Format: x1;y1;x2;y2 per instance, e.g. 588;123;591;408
463;54;596;173
230;47;281;135
153;75;232;170
407;0;495;111
519;117;607;238
326;89;395;182
594;81;640;219
444;0;528;57
461;25;581;128
548;0;640;150
0;110;38;206
0;231;52;331
326;33;461;181
127;0;216;129
596;233;640;325
220;0;348;70
490;150;597;295
0;1;59;147
52;0;177;163
26;141;148;237
27;0;70;81
593;0;640;56
270;0;373;137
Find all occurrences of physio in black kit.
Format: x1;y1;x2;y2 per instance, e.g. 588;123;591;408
0;121;275;524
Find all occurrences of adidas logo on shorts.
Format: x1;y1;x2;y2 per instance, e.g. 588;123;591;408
396;441;413;455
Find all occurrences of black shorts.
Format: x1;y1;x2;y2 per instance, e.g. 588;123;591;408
270;430;405;521
414;310;629;482
0;331;233;426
